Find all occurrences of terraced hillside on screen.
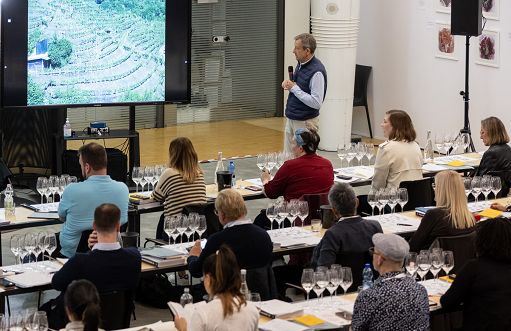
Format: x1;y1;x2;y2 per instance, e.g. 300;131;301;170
27;0;166;106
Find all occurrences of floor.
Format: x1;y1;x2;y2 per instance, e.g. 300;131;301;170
4;117;380;323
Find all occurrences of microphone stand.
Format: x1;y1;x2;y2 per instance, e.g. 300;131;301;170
459;35;476;153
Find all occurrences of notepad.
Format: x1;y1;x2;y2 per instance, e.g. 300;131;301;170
293;315;325;327
447;160;465;167
5;272;53;288
478;208;502;219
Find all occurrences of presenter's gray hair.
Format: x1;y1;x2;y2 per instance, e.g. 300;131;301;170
295;33;317;53
328;183;357;216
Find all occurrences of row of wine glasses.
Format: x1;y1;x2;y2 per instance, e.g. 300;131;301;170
367;187;408;216
463;175;501;203
2;309;48;331
256;152;293;174
405;249;454;282
434;132;470;156
163;213;207;245
132;165;166;192
301;265;353;303
36;175;77;204
266;199;309;230
337;142;374;168
10;232;57;265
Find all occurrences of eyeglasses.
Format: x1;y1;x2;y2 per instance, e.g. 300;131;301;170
214;209;218;216
431;182;436;190
368;247;381;257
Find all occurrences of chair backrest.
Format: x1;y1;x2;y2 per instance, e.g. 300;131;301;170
487;170;511;198
435;231;477;274
99;290;133;330
399;177;435;211
246;264;278;301
335;251;374;292
353;64;372;105
300;193;330;226
75;229;94;254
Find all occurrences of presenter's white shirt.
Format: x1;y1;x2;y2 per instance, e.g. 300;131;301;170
189;298;258;331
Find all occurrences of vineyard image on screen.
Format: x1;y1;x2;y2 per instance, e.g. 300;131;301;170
27;0;165;106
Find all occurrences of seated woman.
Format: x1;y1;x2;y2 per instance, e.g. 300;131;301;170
441;217;511;331
64;279;100;331
261;128;333;201
409;170;475;253
152;137;207;240
175;245;259;331
476;117;511;195
372;110;423;189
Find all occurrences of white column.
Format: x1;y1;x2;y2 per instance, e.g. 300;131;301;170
312;0;360;151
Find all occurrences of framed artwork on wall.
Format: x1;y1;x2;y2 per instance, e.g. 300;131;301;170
482;0;500;20
435;22;458;61
436;0;451;13
475;29;500;67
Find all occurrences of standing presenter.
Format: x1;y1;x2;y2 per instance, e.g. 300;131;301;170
282;33;327;154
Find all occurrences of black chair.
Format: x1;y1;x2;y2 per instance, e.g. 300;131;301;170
100;290;133;330
487;170;511;198
399;177;435;211
246;264;278;301
335;251;374;292
300;193;329;226
353;64;373;138
75;229;94;253
435;231;477;274
182;202;222;238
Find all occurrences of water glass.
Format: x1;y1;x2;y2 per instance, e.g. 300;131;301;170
311;219;322;232
405;252;418;278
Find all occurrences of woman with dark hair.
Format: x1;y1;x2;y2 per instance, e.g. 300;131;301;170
175;245;258;331
476;116;511;176
64;279;100;331
372;110;423;189
261;128;333;201
440;217;511;331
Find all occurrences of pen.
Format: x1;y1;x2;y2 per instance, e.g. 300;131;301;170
396;223;413;226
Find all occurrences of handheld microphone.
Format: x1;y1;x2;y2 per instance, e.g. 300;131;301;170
288;66;294;81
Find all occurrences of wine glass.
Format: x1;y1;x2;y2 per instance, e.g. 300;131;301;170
429;251;443;282
48;175;59;203
442;251;454;276
266;203;277;231
405;252;418;278
387;187;398;215
36;177;48;204
345;144;356;167
35;312;48;331
297;201;309;227
144;166;155;191
169;215;180;244
326;269;339;302
24;233;37;264
460;132;470;152
397;188;408;212
68;176;78;184
491;176;502;199
470;176;482;204
301;268;314;301
340;267;353;294
451;132;461;155
313;270;328;304
275;202;288;229
256;154;265;171
417;252;431;281
9;313;23;331
355;143;366;166
10;235;20;265
33;234;44;263
183;215;194;243
164;216;174;245
38;232;48;261
197;215;207;239
139;167;147;192
481;175;492;201
287;199;300;227
132;167;142;192
44;233;57;258
435;133;445;155
365;143;375;165
266;153;277;174
463;177;472;199
337;144;347;168
443;132;454;156
176;215;187;244
367;188;377;216
376;188;387;217
330;265;342;296
57;177;66;201
189;213;200;242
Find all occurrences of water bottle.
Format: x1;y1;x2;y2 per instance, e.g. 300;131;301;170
424;130;434;163
180;287;193;307
63;117;72;138
3;183;15;220
240;269;251;299
362;263;374;290
214;152;225;185
228;161;236;188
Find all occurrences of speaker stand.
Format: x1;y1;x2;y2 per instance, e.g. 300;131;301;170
459;35;476;153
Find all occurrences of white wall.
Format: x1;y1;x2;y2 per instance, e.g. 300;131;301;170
352;0;511;151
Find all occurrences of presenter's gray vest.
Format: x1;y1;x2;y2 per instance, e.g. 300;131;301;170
285;56;327;121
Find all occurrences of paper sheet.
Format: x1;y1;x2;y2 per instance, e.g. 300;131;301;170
259;319;308;331
366;214;420;234
419;279;451;296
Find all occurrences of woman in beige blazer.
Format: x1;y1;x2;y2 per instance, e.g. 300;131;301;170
372;110;423;189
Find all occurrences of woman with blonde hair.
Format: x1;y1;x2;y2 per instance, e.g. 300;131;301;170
152;137;207;240
174;245;259;331
372;110;423;189
409;170;475;252
476;116;511;176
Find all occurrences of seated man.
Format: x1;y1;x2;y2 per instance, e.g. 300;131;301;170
188;189;273;278
58;142;129;257
311;182;382;268
43;203;141;329
351;233;429;331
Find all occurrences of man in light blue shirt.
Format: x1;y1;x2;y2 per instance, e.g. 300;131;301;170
58;142;129;257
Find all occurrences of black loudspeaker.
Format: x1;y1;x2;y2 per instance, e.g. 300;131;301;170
451;0;483;36
62;148;128;183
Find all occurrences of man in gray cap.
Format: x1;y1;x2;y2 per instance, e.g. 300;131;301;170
351;233;430;331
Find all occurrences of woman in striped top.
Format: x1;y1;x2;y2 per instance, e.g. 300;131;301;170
152;137;207;217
